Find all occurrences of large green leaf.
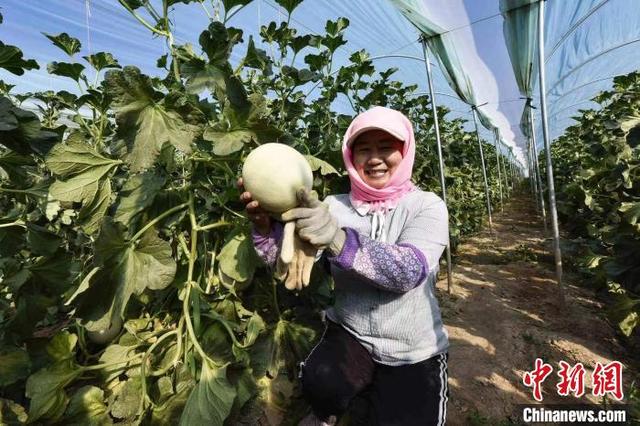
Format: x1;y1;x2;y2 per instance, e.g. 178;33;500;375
47;62;85;82
250;319;316;379
217;228;259;282
619;202;640;225
83;52;121;71
221;0;253;13
43;32;82;56
64;386;112;426
46;331;77;362
46;138;120;234
304;154;340;176
74;218;177;331
114;171;166;225
0;41;39;75
46;137;120;177
0;96;58;155
274;0;303;15
104;66;196;172
110;377;142;420
25;361;82;422
0;347;31;387
203;129;251;155
179;361;236;425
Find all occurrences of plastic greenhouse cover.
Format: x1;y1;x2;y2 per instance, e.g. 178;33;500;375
1;0;639;167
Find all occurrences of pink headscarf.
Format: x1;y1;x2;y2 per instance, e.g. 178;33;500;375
342;106;416;213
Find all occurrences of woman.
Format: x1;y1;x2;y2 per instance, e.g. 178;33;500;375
239;106;450;425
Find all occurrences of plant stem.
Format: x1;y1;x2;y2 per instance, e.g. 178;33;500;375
197;220;231;232
0;220;26;229
272;277;281;318
118;0;168;37
131;202;188;242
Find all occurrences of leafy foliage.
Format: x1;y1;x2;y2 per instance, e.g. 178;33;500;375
543;71;640;337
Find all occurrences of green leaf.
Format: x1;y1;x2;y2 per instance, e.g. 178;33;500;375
43;32;82;56
25;361;82;422
64;386;111;426
275;0;303;15
304;154;339;176
0;347;31;386
244;36;272;75
46;138;120;234
180;58;226;95
217;228;259;282
83;52;121;71
110;377;142;420
75;218;177;332
250;319;315;379
221;0;253;14
114;171;166;225
199;22;243;65
179;361;236;425
104;67;196;172
325;17;349;36
0;41;39;75
0;96;58;155
98;344;136;383
619;202;640;225
203;129;251;155
47;62;85;81
0;398;28;424
619;310;640;337
46;137;120;177
46;331;78;362
26;223;62;255
150;366;195;425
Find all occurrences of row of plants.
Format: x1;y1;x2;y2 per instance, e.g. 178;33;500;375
541;71;640;338
0;0;515;424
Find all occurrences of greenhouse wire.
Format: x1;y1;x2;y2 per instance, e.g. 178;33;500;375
545;36;640;98
537;0;566;306
421;37;453;294
545;0;612;63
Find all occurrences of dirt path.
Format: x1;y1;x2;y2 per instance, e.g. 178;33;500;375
435;191;636;425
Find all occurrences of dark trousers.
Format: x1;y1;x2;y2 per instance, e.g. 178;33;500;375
299;319;449;426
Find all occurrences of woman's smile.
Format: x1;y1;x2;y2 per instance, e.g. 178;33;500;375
352;129;404;189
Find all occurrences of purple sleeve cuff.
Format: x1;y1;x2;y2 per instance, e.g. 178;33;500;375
251;221;283;267
328;227;359;269
398;242;429;284
328;227;429;293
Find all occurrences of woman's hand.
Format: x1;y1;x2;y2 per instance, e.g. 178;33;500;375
281;188;346;254
237;177;272;236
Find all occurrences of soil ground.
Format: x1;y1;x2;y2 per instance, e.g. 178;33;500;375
435;190;638;425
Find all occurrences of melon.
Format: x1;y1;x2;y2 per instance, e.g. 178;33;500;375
242;143;313;213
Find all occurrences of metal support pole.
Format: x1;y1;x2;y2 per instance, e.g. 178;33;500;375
529;137;538;202
471;107;493;232
492;129;504;211
529;108;548;234
501;145;510;195
421;38;453;294
537;0;565;305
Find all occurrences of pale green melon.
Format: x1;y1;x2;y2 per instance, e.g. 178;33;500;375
242;143;313;213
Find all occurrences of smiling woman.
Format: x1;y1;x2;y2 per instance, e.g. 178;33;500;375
247;106;451;425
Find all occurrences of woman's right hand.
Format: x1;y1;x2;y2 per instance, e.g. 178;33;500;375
237;177;272;236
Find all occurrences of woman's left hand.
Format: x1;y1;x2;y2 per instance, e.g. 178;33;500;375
281;189;346;254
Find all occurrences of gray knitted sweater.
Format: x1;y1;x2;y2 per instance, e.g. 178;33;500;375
252;188;449;365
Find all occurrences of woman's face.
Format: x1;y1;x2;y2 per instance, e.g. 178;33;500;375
351;129;404;189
